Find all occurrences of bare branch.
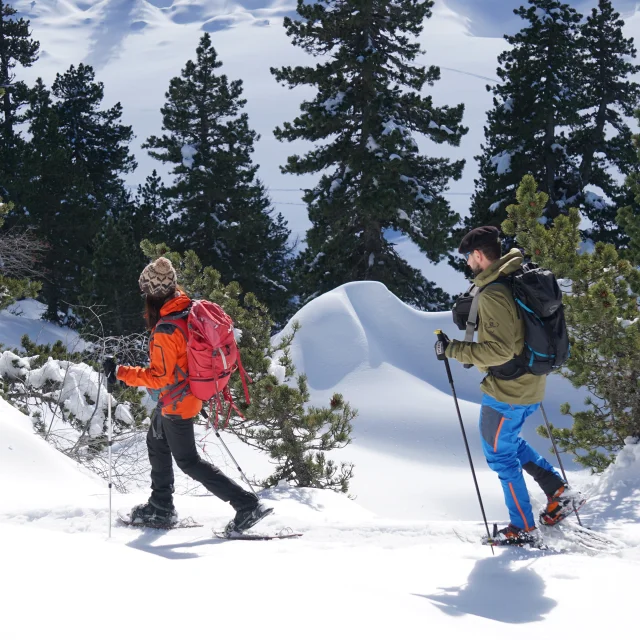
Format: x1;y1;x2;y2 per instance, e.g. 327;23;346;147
0;227;48;278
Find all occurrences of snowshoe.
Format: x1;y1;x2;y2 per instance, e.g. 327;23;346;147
539;485;586;527
128;500;178;528
223;502;274;537
482;523;546;548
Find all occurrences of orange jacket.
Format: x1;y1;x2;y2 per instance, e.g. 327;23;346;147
117;292;203;419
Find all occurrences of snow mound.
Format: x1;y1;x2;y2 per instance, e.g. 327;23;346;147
277;282;582;462
0;398;103;512
260;480;375;525
586;440;640;530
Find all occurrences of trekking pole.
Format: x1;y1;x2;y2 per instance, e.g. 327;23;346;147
107;389;113;539
435;330;494;554
539;403;583;527
213;427;260;498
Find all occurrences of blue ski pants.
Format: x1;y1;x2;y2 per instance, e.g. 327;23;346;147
479;394;564;530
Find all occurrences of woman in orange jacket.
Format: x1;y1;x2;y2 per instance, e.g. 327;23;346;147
103;257;272;532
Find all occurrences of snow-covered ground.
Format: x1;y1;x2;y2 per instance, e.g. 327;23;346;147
1;284;639;638
2;396;640;639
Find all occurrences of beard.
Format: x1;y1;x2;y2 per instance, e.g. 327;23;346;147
471;264;483;276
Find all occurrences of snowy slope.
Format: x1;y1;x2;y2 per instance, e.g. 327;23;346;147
0;299;88;351
1;379;640;640
0;397;102;511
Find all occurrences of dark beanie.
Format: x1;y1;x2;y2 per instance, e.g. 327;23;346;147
458;226;501;254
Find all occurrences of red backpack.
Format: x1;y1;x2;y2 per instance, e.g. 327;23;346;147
157;300;251;427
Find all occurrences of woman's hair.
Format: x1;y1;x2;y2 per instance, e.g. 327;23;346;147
144;290;175;330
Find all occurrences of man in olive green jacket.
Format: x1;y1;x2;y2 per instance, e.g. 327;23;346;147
435;226;583;545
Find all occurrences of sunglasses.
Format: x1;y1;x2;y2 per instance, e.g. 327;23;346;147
464;252;471;260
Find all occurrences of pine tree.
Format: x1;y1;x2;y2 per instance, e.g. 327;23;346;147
52;64;136;202
80;196;146;336
16;79;79;320
134;170;171;245
502;175;640;472
466;0;582;246
14;67;135;322
140;240;356;492
273;0;466;310
617;106;640;278
143;34;293;322
568;0;640;246
0;0;39;186
78;171;172;336
462;0;640;268
0;190;40;310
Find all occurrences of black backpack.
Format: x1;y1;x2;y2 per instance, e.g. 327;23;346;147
451;263;570;380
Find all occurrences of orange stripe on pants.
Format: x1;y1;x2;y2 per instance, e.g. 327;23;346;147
509;482;531;530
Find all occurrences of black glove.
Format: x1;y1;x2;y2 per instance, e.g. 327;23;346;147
434;333;450;361
103;357;118;388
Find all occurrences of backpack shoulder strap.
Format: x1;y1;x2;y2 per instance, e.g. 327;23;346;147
463;275;513;343
477;273;519;322
464;286;481;343
154;306;191;340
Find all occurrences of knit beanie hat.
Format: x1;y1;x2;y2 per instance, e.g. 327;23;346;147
458;226;501;254
138;257;177;298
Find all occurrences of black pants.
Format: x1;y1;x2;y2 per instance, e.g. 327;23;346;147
147;410;257;512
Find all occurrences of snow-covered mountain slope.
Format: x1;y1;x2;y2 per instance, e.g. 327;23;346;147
445;0;639;36
13;1;640;294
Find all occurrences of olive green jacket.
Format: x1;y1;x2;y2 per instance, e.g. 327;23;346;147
445;248;546;405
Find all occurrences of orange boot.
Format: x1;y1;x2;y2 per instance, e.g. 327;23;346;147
539;485;586;526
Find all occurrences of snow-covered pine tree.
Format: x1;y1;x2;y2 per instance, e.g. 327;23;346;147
272;0;466;310
143;34;294;324
567;0;640;247
465;0;583;249
0;0;39;186
14;66;135;323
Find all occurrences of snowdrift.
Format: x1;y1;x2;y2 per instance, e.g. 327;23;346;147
0;398;103;512
280;281;585;463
